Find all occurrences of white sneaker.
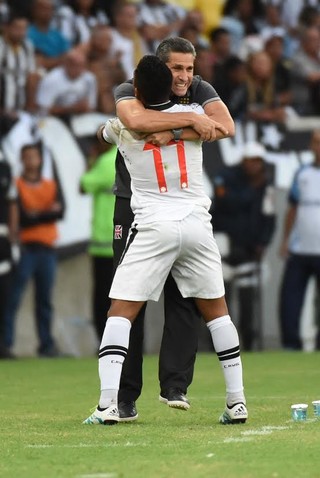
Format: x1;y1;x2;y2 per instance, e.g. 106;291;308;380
219;402;248;424
83;404;119;425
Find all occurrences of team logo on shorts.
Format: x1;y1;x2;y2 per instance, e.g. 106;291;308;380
114;225;123;239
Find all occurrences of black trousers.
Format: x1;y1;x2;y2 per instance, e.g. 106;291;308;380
91;255;114;341
112;197;200;402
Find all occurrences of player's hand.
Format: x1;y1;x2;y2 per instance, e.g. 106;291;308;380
192;114;228;142
144;131;173;146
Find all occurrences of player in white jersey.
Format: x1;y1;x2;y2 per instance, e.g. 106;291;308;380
83;55;248;426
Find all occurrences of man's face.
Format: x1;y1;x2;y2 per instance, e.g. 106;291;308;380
6;19;28;44
165;52;194;97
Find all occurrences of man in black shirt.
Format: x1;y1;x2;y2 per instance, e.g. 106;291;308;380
109;37;234;421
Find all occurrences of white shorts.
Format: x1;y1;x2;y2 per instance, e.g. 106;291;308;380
109;207;225;302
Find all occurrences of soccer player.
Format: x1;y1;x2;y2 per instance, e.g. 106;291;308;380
106;36;235;422
83;55;248;426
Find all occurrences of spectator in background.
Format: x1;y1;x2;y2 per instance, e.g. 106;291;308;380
76;24;126;115
193;45;214;84
263;32;292;110
180;0;225;38
5;143;65;357
179;9;209;48
214;55;246;118
0;148;18;359
244;50;288;124
0;14;40;114
221;0;265;54
213;141;276;351
27;0;71;71
279;129;320;351
110;2;149;80
80;139;116;341
137;0;186;53
291;27;320;115
36;49;97;121
208;27;233;90
53;0;109;47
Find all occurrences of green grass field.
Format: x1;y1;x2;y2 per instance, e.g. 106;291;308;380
1;352;320;478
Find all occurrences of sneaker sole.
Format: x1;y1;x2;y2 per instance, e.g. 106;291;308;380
219;412;247;425
220;417;247;424
159;395;190;410
119;414;138;423
104;418;119;425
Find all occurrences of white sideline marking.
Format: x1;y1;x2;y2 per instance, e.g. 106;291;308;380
241;430;273;436
76;474;117;478
241;426;289;436
223;437;253;443
26;442;148;449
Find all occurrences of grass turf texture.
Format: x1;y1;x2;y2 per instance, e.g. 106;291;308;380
1;352;320;478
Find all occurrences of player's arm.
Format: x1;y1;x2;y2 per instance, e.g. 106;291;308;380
116;97;227;142
204;100;235;139
143;101;235;146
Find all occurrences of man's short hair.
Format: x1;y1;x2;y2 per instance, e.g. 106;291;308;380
134;55;172;105
156;37;196;63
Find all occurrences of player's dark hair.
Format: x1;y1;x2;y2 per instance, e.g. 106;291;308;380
156;36;196;63
134;55;172;105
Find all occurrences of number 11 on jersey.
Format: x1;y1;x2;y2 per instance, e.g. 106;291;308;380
143;140;188;193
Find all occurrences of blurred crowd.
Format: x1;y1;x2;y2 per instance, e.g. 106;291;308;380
1;0;320;358
1;0;320;122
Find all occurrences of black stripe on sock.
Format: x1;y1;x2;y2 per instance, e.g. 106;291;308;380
99;345;128;354
99;350;127;359
217;346;239;357
218;351;240;362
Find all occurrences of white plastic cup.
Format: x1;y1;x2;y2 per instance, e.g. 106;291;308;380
291;403;308;421
312;400;320;418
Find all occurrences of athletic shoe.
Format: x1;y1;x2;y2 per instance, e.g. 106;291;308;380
159;388;190;410
118;401;138;422
82;404;119;425
219;402;248;424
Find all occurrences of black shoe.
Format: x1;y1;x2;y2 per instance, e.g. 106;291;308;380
159;388;190;410
118;401;138;422
38;344;62;358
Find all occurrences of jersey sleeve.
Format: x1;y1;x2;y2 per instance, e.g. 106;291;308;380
193;78;221;108
102;119;121;145
114;81;135;104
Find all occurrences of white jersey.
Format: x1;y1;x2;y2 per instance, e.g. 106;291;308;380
103;102;211;224
288;164;320;255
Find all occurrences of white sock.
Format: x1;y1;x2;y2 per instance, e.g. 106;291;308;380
206;315;245;406
98;316;131;409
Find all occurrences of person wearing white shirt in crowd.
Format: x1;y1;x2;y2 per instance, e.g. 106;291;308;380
36;48;97;119
53;0;109;47
110;2;149;80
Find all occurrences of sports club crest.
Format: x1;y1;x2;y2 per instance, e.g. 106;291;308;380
114;224;123;239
